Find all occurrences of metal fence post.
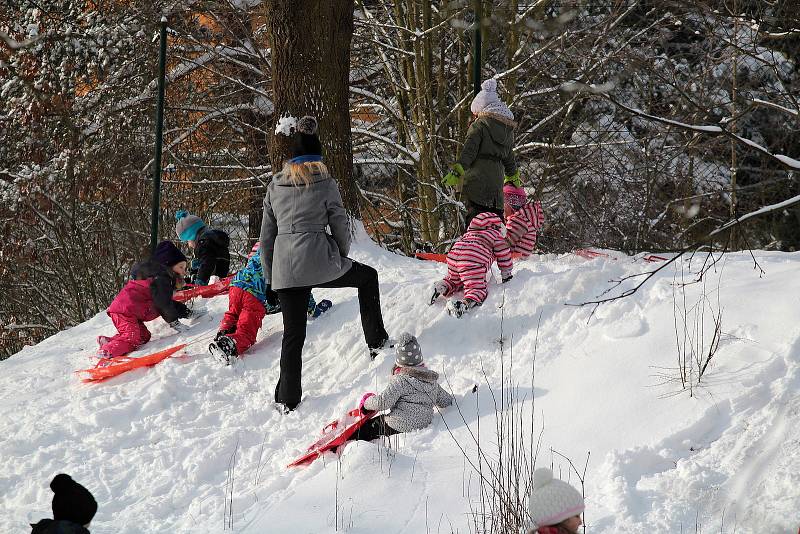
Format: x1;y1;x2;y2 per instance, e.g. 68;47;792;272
472;0;482;95
150;16;168;254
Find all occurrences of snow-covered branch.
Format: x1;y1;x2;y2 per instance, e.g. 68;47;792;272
352;127;420;162
709;193;800;237
349;86;401;121
0;30;39;50
82;45;261;137
602;95;800;170
751;98;799;118
516;139;638;152
140;103;266;174
353;156;415;166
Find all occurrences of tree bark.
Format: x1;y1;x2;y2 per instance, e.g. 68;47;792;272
263;0;359;217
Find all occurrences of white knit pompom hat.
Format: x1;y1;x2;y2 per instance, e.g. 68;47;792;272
528;468;585;527
470;78;514;120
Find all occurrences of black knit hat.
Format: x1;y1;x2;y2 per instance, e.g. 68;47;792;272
51;474;98;526
153;240;187;267
290;115;322;158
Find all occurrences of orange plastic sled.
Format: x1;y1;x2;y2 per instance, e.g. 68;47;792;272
77;344;187;383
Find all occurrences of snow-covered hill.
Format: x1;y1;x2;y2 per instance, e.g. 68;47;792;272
2;231;799;533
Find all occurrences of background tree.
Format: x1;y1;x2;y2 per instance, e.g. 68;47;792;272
263;0;359;215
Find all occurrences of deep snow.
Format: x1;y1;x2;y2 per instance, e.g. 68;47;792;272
2;231;799;533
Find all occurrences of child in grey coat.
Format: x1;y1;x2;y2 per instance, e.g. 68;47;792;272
350;333;453;441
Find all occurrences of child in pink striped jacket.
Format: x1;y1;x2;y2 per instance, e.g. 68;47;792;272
503;184;544;258
430;212;513;317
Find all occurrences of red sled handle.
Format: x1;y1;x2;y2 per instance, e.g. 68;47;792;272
321;409;363;434
322;420;339;433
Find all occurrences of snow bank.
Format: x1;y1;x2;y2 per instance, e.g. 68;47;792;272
1;235;799;533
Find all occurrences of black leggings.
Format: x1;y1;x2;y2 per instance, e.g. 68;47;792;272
465;200;504;227
274;261;389;406
347;415;401;442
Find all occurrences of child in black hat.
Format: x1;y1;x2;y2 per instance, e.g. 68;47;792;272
30;473;98;533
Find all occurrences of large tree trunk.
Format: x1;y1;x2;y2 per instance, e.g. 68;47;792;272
263;0;359;217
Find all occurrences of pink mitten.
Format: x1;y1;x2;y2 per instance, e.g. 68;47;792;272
358;392;376;411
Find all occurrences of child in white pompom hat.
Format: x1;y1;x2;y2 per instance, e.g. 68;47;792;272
441;78;519;226
527;467;585;534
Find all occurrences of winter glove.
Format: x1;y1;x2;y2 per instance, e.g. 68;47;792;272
504;170;522;187
442;163;465;187
169;320;190;334
184;308;207;321
216;328;236;341
358;392;376;414
502;273;513;284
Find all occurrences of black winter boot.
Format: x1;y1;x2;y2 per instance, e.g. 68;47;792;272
449;299;479;318
209;335;237;365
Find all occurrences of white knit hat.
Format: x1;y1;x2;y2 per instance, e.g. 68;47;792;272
470;79;514;120
528;468;585;527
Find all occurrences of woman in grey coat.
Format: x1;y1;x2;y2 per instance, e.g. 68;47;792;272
260;116;390;412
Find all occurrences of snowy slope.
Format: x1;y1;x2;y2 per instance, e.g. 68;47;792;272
2;230;799;533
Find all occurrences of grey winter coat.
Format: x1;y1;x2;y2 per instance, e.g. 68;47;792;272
363;366;454;433
458;113;518;209
260;168;353;290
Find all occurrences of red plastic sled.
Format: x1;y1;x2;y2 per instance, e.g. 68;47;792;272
77;344;187;382
572;248;611;260
287;408;376;467
642;254;667;263
414;252;447;263
173;276;233;302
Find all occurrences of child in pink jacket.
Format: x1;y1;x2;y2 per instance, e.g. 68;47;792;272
503;184;544;258
97;241;196;360
429;212;513;317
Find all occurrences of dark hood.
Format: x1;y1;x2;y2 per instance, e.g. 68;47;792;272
478;114;515;149
196;226;230;249
130;258;173;281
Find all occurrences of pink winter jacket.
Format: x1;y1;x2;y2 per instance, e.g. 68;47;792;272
107;259;189;323
505;201;544;257
449;212;514;277
108;279;160;321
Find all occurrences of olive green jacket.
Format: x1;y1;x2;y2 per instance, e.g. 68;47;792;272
458;113;518;209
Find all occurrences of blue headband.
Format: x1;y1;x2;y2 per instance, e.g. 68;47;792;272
288;155;322;164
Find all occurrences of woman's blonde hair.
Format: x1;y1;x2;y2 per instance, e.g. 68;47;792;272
283;160;329;187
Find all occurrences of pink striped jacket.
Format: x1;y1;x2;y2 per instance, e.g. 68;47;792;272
449;212;513;277
505;201;544;257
